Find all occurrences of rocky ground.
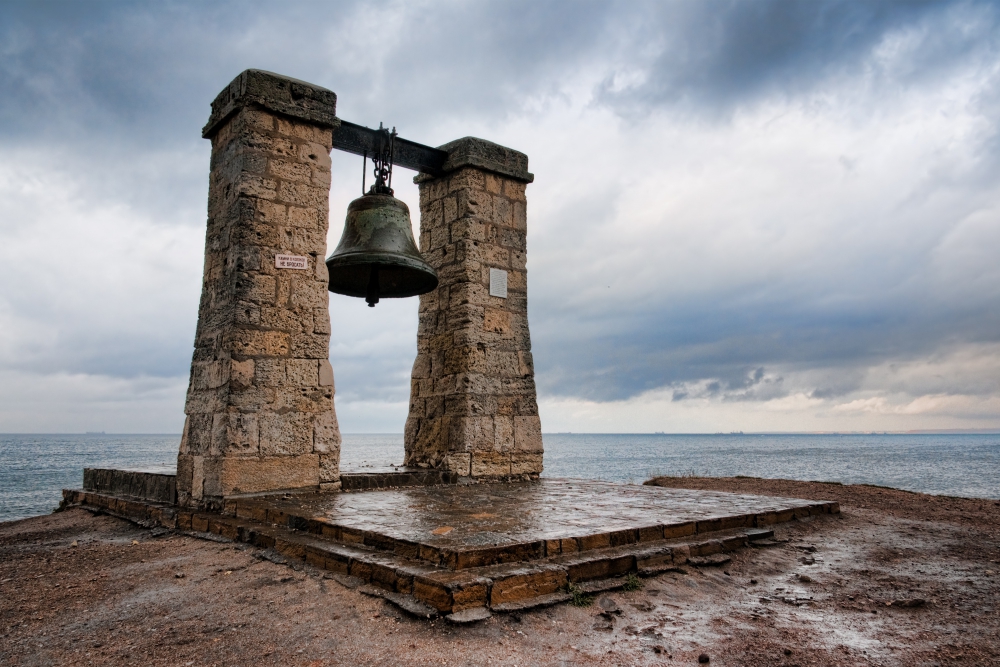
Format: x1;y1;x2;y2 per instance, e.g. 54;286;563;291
1;477;998;666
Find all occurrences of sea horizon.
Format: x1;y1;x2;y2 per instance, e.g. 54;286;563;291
2;429;999;436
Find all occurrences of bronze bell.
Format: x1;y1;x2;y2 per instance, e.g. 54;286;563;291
326;123;438;306
326;193;438;306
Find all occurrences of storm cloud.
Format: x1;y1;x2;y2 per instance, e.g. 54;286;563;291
0;0;997;433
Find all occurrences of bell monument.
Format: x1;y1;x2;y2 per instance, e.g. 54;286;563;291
177;69;542;508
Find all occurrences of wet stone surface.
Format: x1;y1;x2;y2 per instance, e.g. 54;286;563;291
249;479;828;553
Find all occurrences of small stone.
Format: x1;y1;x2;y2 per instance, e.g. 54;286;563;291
698;653;710;663
592;619;614;631
889;598;926;608
750;579;758;584
799;574;813;583
689;554;731;567
446;607;491;623
131;540;139;545
70;541;78;547
784;648;792;655
175;573;185;579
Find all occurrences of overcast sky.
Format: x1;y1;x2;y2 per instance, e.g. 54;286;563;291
1;0;998;434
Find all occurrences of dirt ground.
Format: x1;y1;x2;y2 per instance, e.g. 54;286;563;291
1;477;998;667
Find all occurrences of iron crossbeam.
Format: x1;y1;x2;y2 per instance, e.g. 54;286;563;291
332;120;447;176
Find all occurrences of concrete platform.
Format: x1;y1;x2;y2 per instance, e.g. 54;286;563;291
230;479;834;569
63;474;839;617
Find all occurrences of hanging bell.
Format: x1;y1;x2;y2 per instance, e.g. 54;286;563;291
326;193;438;306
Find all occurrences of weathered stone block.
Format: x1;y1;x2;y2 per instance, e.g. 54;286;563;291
471;450;510;477
662;522;697;539
211;412;259;455
318;453;340;483
450;417;494;451
217;454;320;495
489;567;567;606
290;331;330;359
510;452;543;475
443;452;472;477
229;358;255;390
229;330;290;357
444;393;497;417
258;412;313;456
313;410;341;453
513;416;543;452
286;359;319;386
228;384;278;410
638;525;665;542
494;415;514;451
191;361;228;391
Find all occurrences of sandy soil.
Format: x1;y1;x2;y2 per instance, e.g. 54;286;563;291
1;478;998;666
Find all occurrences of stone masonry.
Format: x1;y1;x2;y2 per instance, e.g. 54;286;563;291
177;70;341;507
404;138;543;477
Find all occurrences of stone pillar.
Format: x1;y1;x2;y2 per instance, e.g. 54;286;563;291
404;138;543;478
177;70;342;508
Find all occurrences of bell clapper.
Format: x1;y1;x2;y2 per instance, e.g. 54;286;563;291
366;265;380;307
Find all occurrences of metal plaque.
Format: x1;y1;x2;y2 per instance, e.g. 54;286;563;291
275;254;309;270
489;268;508;298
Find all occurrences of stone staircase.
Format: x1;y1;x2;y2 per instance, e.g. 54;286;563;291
60;481;837;621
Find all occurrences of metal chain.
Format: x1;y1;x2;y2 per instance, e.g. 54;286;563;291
369;122;397;195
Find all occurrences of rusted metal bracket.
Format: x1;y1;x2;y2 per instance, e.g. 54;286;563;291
332;120;448;176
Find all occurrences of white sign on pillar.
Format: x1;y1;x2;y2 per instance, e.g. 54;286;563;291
489;268;508;298
275;254;309;269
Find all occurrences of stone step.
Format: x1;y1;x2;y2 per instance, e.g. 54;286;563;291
61;489;797;616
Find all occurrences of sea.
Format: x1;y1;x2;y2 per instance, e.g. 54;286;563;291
1;432;998;523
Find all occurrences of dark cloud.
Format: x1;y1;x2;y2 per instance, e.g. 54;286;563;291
0;0;998;430
532;284;1000;401
596;0;996;117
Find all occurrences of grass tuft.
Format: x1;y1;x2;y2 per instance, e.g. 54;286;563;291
623;572;643;592
564;583;593;607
